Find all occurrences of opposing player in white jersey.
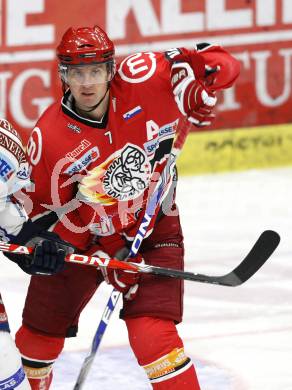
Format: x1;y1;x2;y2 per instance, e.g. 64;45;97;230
0;118;72;389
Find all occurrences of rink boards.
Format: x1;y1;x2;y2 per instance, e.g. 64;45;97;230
177;123;292;175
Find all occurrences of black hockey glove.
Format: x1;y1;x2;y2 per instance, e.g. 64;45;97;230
6;220;75;276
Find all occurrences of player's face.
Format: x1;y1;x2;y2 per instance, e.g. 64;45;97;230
66;63;110;86
66;64;110;110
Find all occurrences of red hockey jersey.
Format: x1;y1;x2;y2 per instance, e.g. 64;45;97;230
26;52;184;250
25;47;240;251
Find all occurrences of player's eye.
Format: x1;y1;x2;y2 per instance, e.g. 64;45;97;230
70;69;82;77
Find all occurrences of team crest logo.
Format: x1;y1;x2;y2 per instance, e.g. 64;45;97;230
78;144;151;204
103;145;151;201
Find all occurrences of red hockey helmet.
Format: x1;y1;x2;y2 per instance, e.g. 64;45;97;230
57;26;116;86
57;26;115;65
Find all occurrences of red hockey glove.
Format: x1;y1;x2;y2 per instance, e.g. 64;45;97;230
171;61;217;127
97;248;144;301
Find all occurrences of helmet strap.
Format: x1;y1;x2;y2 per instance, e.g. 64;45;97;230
61;80;67;96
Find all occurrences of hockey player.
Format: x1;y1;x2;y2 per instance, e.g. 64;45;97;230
0;118;74;389
0;295;30;390
14;26;240;389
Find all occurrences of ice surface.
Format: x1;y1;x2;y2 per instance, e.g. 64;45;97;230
1;167;292;389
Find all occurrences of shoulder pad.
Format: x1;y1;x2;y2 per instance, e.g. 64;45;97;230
164;48;183;62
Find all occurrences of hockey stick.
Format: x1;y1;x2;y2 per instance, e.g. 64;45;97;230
73;118;191;389
0;230;280;287
0;230;280;286
76;225;277;387
74;117;192;388
0;230;280;387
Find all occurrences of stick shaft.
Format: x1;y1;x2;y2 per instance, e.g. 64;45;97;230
0;231;280;285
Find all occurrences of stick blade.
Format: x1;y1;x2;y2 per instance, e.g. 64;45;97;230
222;230;280;286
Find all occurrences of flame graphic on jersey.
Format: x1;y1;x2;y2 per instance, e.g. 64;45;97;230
79;143;151;205
78;158;117;205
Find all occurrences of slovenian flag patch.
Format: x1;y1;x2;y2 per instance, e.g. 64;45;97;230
123;106;143;120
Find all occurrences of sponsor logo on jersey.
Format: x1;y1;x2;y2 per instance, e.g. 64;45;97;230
66;139;92;161
0;119;21;140
64;146;100;175
16;163;30;180
0;156;14;182
118;52;157;83
143;120;177;155
123;106;143;120
67;122;82;133
0;132;26;165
